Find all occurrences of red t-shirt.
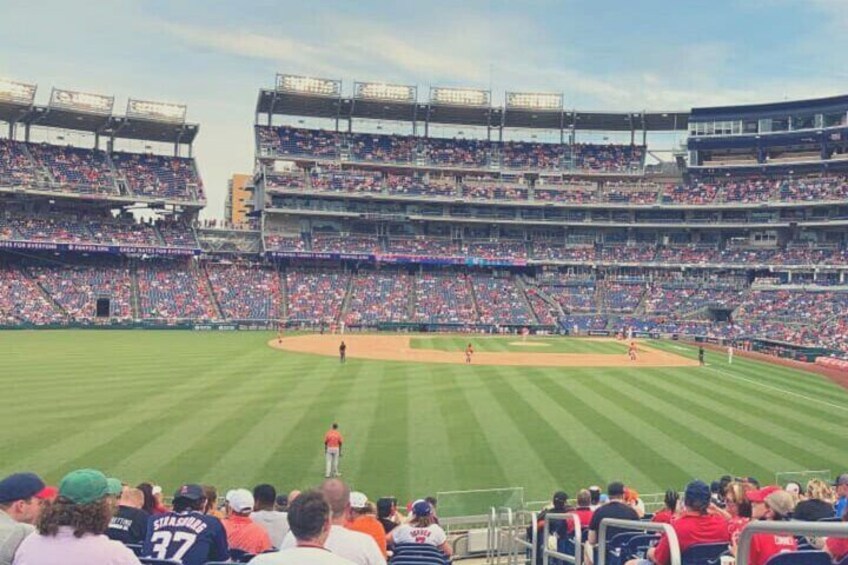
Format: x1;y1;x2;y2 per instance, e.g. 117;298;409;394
652;508;675;524
827;536;848;561
567;507;594;534
727;517;749;547
747;532;797;565
653;512;730;565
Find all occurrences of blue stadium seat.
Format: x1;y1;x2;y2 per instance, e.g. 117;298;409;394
606;531;642;565
764;550;831;565
124;543;143;556
139;559;181;565
229;548;256;562
623;533;661;562
389;543;449;565
680;542;728;565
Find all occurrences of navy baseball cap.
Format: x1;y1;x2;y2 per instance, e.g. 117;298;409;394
684;480;711;508
173;484;205;501
0;472;47;504
412;499;432;517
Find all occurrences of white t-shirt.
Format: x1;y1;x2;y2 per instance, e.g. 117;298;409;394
281;525;385;565
251;510;290;549
249;546;355;564
391;523;447;547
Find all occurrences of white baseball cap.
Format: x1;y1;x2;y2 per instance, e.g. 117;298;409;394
152;485;162;496
350;491;368;509
226;488;255;513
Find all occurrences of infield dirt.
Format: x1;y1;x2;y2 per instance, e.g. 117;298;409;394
269;334;700;368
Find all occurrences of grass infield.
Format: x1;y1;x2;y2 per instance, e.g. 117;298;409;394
2;330;846;509
410;335;628;354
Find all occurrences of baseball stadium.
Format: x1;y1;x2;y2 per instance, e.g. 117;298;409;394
2;3;848;564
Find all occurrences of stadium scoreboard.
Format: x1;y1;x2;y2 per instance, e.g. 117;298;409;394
354;81;416;103
430;86;491;107
49;87;114;115
0;78;37;106
276;74;341;97
127;98;187;123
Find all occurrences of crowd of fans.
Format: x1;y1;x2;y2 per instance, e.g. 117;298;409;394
136;263;217;320
471;275;536;325
309;168;383;194
0;139;38;187
385;173;456;197
343;272;412;325
285;270;349;325
349;132;417;164
464;240;528;261
602;281;646;313
30;263;133;321
0;266;66;325
111;152;204;201
206;264;282;321
412;273;479;325
385;237;458;256
310;235;382;254
27;143;117;195
642;283;742;316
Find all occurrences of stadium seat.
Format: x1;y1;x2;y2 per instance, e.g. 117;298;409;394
229;548;256;562
606;531;642;565
124;542;143;556
139;558;181;565
764;551;831;565
680;542;729;565
623;533;661;562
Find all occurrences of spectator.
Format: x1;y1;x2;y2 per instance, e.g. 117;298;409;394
344;493;387;558
627;480;729;565
375;499;398;535
825;504;848;562
13;469;140;565
569;489;594;535
222;488;272;555
252;484;289;549
651;490;679;524
142;483;229;565
249;489;354;564
834;473;848;518
588;486;602;510
203;485;224;519
280;479;385;565
716;481;752;548
793;479;836;522
135;483;157;516
151;485;167;514
387;499;451;558
106;487;148;546
733;487;797;565
0;473;51;565
529;491;570;564
584;482;639;565
275;494;289;513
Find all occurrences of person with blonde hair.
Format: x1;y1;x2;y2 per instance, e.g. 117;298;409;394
793;479;835;522
710;481;751;548
388;500;451;558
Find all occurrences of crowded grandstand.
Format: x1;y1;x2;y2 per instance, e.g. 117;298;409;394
1;76;848;364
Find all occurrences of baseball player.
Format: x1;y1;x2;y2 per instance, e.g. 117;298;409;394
324;423;343;478
465;343;474;364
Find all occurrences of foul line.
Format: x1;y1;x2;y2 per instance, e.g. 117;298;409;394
706;366;848;413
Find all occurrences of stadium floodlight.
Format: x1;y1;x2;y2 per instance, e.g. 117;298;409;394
505;91;563;111
276;74;341;97
127;98;187;123
430;86;490;107
0;78;37;105
49;88;114;115
354;81;416;103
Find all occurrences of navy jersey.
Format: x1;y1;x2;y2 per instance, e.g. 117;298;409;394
143;510;229;565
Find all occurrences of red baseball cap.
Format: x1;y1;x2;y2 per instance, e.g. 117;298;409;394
35;486;58;501
746;485;781;503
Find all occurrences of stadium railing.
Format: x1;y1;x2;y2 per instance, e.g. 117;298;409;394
541;512;583;565
736;520;848;565
597;519;680;565
504;510;537;565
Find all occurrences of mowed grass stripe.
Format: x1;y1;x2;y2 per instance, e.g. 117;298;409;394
641;369;847;470
459;368;559;498
531;370;690;491
433;368;509;491
590;373;767;479
670;366;848;450
478;368;616;496
547;372;727;483
3;348;265;479
629;372;808;473
406;366;458;496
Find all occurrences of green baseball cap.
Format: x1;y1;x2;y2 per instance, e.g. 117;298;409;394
106;478;123;497
59;469;109;504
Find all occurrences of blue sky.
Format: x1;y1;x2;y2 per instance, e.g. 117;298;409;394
2;0;847;218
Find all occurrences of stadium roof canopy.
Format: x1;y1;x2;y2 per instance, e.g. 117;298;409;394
0;97;198;145
256;87;690;133
690;94;848;122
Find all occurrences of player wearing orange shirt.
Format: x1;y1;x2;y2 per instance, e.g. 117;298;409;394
324;423;344;478
465;344;474;364
628;341;637;361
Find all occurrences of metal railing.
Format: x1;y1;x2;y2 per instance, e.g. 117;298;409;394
736;520;848;565
541;512;583;565
500;510;536;565
487;506;516;563
597;519;679;565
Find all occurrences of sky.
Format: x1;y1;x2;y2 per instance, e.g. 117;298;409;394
2;0;848;219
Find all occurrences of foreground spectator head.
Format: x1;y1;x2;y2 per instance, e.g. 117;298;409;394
747;486;789;519
172;483;206;513
0;472;50;525
376;498;394;519
320;478;350;522
40;469;112;536
683;480;711;514
136;482;157;514
274;494;288;512
588;485;601;505
119;487;144;509
834;473;848;497
253;484;277;511
202;484;219;515
226;488;255;516
552;491;569;511
607;481;625;500
724;481;752;519
805;478;834;503
411;499;436;527
663;489;680;513
349;491;372;517
576;489;591;508
288;490;331;543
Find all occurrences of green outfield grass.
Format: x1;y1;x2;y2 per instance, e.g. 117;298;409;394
410;335;628;354
2;330;847;513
